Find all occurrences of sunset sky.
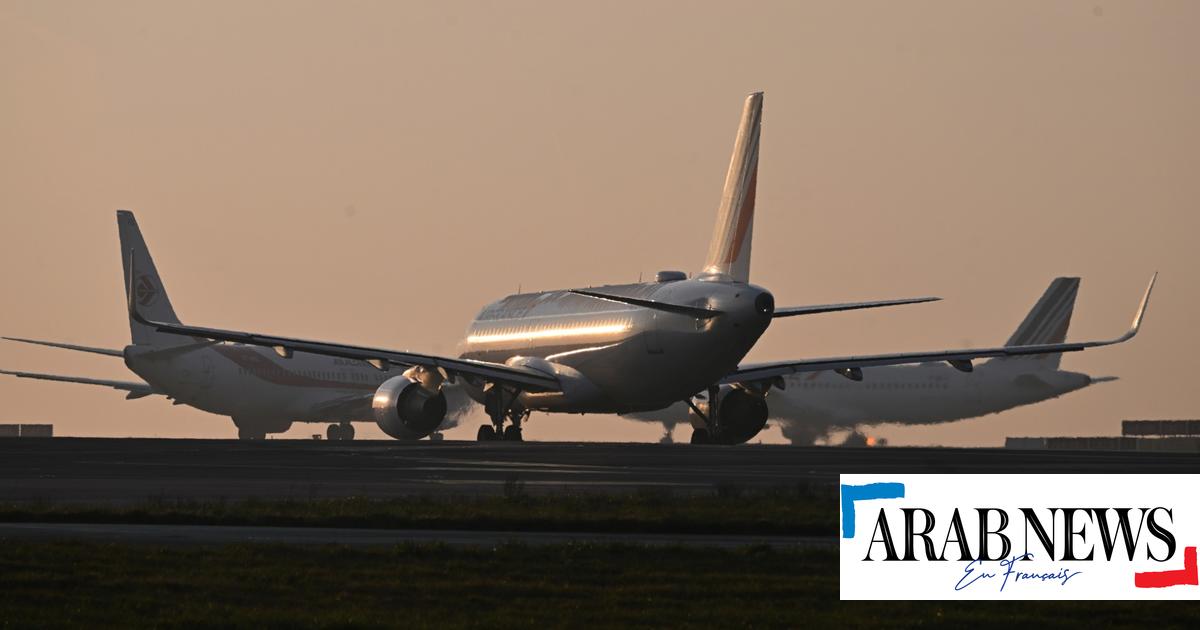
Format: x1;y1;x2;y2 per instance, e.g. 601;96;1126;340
2;1;1196;444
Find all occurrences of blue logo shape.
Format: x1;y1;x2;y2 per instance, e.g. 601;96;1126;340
841;482;905;538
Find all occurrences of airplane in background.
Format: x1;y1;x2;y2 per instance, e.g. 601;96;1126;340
2;211;470;440
630;277;1121;444
111;92;1154;444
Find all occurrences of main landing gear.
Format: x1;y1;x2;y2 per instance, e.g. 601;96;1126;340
686;385;720;445
237;427;267;440
326;423;356;441
477;386;527;442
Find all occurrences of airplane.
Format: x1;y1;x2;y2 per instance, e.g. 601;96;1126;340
110;92;1151;445
628;277;1122;445
1;211;471;440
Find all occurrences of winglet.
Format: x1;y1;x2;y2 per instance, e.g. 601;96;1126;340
1120;272;1156;342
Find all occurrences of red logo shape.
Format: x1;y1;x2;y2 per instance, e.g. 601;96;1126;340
1135;546;1198;588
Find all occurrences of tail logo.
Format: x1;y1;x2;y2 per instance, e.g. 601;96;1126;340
136;274;160;307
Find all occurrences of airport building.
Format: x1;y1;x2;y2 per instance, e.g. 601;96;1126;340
1007;419;1200;453
0;424;53;438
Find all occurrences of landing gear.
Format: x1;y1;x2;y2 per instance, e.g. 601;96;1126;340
233;417;290;441
326;423;356;441
237;427;266;440
685;386;720;445
659;422;677;444
478;385;529;442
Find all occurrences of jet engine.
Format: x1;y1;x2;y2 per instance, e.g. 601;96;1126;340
690;385;769;444
372;369;448;440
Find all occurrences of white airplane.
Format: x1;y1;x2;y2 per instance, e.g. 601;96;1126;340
108;92;1154;445
629;277;1122;444
2;211;470;440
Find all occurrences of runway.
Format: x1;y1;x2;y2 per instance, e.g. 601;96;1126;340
2;438;1198;504
0;522;828;548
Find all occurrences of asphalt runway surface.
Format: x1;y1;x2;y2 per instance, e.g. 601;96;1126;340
2;438;1198;504
0;522;828;548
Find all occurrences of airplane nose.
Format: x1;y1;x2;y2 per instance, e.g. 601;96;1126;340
754;291;775;317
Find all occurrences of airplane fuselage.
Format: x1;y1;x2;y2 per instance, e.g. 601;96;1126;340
459;277;775;413
124;343;389;428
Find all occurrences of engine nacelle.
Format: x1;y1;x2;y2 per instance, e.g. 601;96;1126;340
690;385;769;444
372;374;448;440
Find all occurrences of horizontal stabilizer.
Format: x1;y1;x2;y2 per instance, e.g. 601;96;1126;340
2;337;123;357
569;290;724;319
772;296;940;318
1;368;155;398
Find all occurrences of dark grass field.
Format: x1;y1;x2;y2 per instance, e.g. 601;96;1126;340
0;485;837;536
0;542;1194;629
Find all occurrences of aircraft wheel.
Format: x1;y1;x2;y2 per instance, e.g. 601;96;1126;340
503;425;523;442
238;427;266;440
690;428;711;445
477;425;497;441
326;424;341;441
429;432;444;442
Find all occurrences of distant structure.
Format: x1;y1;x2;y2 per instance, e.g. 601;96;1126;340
0;424;54;438
1121;419;1200;437
1007;419;1200;452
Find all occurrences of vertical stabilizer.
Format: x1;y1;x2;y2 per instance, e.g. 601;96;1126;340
703;92;762;282
118;210;183;346
1002;277;1080;369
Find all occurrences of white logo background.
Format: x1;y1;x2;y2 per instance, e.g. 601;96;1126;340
840;474;1200;600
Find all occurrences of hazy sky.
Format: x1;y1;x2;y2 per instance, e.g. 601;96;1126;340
2;0;1197;444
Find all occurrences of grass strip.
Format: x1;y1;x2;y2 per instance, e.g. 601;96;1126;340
0;485;837;536
0;541;1193;629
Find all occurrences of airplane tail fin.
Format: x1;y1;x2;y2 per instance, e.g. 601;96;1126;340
702;92;762;282
1000;277;1080;370
118;210;184;346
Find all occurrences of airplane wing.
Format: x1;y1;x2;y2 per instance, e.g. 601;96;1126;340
0;369;156;400
132;316;561;392
2;337;123;357
125;265;559;392
724;274;1155;386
